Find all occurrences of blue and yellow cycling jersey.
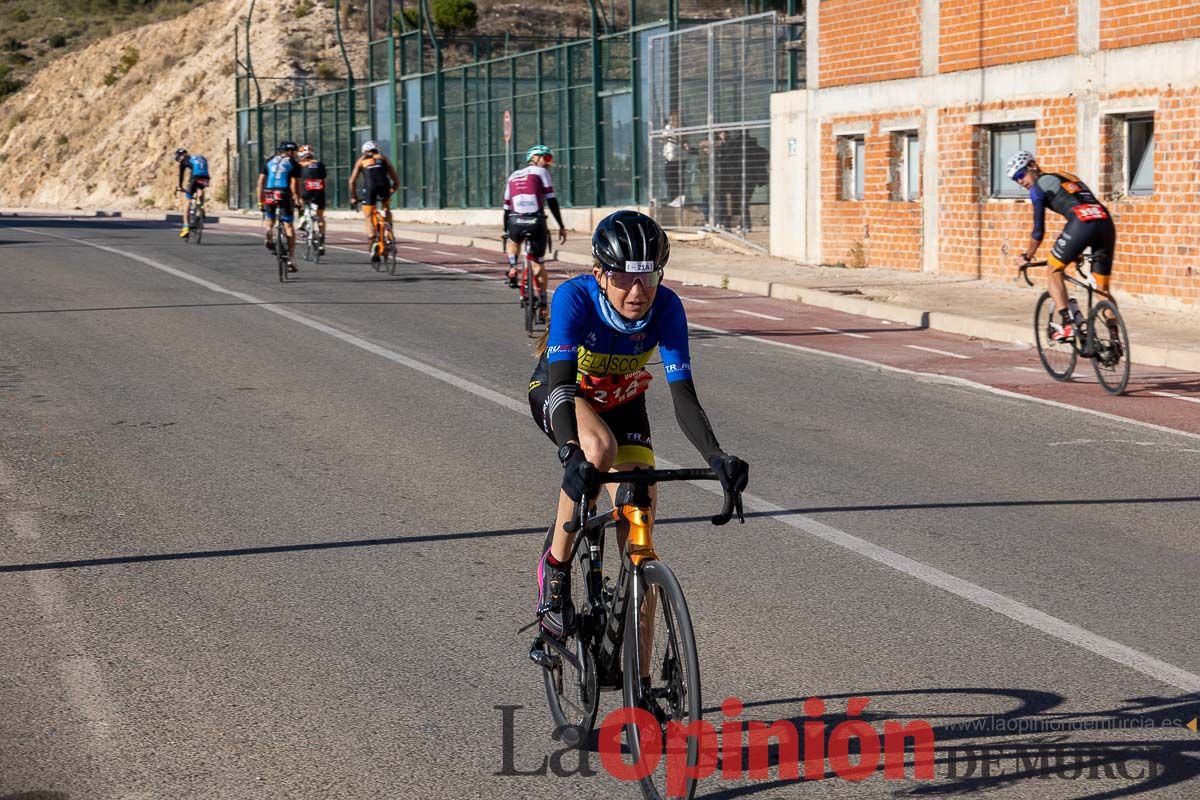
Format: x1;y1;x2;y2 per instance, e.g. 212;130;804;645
187;155;209;178
261;155;299;191
537;274;691;410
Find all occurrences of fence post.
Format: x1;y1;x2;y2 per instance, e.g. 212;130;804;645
588;0;603;207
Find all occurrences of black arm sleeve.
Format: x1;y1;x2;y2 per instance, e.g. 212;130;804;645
547;358;579;448
503;208;510;229
669;379;723;462
178;162;187;188
546;197;565;230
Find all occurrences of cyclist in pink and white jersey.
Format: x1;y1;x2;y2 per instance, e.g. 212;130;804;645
503;144;567;322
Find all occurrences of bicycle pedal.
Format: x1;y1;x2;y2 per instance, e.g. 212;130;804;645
529;639;560;669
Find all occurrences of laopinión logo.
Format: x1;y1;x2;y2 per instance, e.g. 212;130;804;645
497;699;1197;794
497;696;937;794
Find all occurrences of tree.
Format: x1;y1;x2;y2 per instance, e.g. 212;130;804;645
430;0;477;36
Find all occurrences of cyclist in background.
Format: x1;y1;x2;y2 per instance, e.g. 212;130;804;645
1008;151;1118;341
256;140;301;272
528;210;747;640
174;147;210;240
296;144;327;256
503;144;567;323
348;141;399;264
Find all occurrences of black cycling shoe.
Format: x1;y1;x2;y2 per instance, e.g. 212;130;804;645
536;551;575;640
264;235;275;252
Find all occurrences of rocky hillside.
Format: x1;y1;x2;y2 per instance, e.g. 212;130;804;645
0;0;367;210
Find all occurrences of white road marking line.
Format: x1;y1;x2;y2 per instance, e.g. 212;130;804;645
397;245;422;250
469;257;491;264
22;225;1200;694
1151;391;1200;405
734;309;784;321
681;297;711;304
433;250;458;256
906;344;972;360
1014;366;1044;373
428;265;468;274
814;326;870;339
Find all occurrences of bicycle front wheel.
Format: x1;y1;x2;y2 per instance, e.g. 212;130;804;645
1089;300;1130;395
523;261;536;336
623;559;702;800
1034;291;1076;381
540;529;599;748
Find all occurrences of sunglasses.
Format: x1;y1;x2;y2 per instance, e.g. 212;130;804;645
1012;168;1028;182
605;269;663;290
541;155;553;164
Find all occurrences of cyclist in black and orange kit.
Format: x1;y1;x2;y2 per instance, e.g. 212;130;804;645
348;141;399;264
1008;151;1118;341
296;144;327;256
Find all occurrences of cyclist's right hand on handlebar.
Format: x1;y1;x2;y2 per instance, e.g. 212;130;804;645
708;453;749;494
560;444;597;503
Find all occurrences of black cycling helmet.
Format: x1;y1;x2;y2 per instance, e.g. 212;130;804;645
277;140;298;153
592;210;670;272
173;147;188;162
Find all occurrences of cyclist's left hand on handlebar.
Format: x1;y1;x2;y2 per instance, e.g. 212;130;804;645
708;453;749;494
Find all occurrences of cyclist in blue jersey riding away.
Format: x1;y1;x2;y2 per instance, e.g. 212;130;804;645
504;144;567;323
1008;151;1119;342
528;210;748;640
348;141;400;263
257;140;302;273
174;147;210;240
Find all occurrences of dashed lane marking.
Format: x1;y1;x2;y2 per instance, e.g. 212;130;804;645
1151;391;1200;405
906;344;972;360
814;326;870;340
734;309;784;321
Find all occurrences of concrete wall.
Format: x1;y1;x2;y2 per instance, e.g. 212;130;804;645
770;4;1200;304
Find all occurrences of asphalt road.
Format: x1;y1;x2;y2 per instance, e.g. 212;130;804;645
1;217;1198;800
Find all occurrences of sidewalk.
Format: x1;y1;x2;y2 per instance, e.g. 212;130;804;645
5;206;1198;372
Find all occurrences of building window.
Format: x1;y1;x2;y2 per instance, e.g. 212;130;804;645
838;135;865;200
989;124;1036;198
1126;116;1154;195
891;131;919;201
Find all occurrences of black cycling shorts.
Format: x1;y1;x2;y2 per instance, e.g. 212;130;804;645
262;189;295;223
301;190;327;211
1050;216;1115;276
507;214;549;260
528;383;655;467
185;176;210;199
361;186;391;207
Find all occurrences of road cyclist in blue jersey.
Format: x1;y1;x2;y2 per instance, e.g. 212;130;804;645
527;209;749;640
256;140;302;273
174;147;210;240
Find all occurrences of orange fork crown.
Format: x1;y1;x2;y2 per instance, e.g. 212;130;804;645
619;503;657;565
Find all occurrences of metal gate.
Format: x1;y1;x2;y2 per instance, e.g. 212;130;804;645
647;13;785;249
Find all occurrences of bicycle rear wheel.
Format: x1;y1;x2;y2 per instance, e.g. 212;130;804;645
192;205;204;245
1089;300;1130;395
623;559;702;800
276;225;289;283
523;259;536;336
1034;291;1076;381
540;530;599;748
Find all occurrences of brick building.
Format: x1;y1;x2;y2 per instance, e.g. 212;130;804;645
770;0;1200;305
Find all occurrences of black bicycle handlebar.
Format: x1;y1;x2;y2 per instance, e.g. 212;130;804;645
562;467;744;534
1017;260;1047;286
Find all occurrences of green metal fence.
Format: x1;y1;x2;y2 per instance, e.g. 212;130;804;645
235;0;799;211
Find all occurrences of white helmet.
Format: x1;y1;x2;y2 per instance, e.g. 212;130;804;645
1005;150;1036;180
361;140;379;154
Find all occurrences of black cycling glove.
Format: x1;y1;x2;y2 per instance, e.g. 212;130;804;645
708;453;749;494
560;444;597;503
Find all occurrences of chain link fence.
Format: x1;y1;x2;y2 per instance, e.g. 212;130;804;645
647;13;785;249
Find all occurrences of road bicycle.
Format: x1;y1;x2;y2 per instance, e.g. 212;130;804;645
529;467;743;800
298;201;323;264
1020;255;1130;395
177;189;205;244
503;233;546;337
364;204;397;275
262;193;292;283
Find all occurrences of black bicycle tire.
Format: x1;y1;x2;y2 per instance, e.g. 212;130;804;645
1034;291;1076;381
276;223;289;283
1089;300;1130;395
523;258;536;336
387;234;398;276
193;210;203;245
623;559;702;800
540;528;600;748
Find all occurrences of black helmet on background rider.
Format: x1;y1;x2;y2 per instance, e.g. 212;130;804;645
591;210;670;273
173;147;188;162
277;140;298;153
